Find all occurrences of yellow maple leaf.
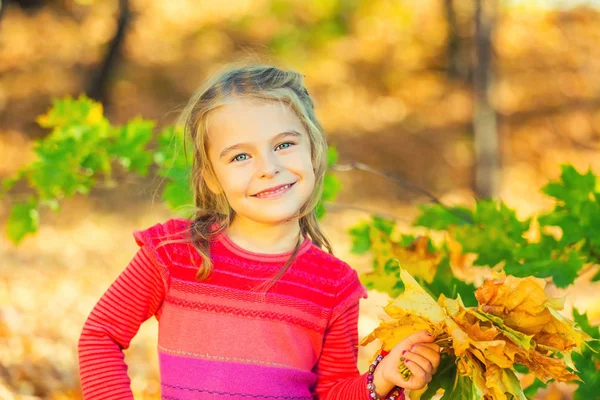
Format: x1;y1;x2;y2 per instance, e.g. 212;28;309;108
500;309;553;335
515;351;580;383
370;229;441;283
359;315;432;352
475;274;549;317
475;274;574;336
538;307;591;350
384;268;447;325
470;340;515;369
484;364;527;400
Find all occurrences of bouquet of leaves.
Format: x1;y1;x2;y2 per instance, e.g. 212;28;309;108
360;268;595;400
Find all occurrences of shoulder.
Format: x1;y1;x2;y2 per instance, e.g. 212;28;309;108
303;243;359;286
132;217;192;244
132;217;195;267
133;217;191;245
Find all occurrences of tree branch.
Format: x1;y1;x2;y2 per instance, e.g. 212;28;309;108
331;161;476;224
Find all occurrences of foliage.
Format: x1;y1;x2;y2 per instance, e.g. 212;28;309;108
350;165;600;398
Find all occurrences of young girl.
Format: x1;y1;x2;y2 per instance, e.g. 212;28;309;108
78;64;441;400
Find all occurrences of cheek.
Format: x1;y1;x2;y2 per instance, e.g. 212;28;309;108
300;161;316;190
215;168;246;195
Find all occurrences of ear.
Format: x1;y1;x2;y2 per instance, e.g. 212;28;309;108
203;171;223;194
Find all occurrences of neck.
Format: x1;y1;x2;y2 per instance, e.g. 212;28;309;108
226;216;303;254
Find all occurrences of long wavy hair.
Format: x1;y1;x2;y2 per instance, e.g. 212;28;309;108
158;62;333;291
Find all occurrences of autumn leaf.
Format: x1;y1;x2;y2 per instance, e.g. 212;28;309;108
370;229;442;283
484;365;527;400
475;273;551;329
469;310;534;352
384;268;446;325
515;351;580;383
359;315;432;352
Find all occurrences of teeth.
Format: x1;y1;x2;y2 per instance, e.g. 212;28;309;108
256;184;291;197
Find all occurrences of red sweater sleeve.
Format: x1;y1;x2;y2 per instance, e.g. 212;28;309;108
78;239;169;399
312;267;374;400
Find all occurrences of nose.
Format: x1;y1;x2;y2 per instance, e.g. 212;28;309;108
257;152;280;178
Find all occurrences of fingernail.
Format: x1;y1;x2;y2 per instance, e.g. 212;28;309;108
411;345;415;351
405;360;410;364
402;350;406;355
426;332;432;336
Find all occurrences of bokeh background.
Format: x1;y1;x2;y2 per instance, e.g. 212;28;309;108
1;0;600;398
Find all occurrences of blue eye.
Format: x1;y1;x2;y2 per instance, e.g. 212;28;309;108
276;142;294;150
231;153;249;162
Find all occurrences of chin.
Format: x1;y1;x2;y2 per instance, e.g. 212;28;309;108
251;209;303;225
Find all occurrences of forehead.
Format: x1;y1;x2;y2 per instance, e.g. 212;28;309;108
206;98;306;146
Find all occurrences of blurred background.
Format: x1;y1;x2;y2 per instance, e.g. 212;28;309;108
1;0;600;398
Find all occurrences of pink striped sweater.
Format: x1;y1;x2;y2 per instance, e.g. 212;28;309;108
78;218;399;399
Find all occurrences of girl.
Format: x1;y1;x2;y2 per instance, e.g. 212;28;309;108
78;64;441;400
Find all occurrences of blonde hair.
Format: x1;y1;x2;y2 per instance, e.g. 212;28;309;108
160;62;333;290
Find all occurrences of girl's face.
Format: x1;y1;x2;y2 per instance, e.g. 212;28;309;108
206;98;316;227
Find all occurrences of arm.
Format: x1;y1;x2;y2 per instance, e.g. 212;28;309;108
312;300;373;400
78;244;168;399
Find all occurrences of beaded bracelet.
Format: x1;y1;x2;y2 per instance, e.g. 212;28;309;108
366;351;405;400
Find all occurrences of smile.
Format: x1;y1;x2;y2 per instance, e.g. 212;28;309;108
253;182;296;199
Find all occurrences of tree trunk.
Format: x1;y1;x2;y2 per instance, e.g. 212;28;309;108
473;0;499;199
444;0;460;79
88;0;130;104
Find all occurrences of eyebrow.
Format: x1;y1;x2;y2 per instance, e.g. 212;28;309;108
219;130;303;160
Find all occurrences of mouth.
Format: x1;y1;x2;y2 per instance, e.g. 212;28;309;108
252;182;297;198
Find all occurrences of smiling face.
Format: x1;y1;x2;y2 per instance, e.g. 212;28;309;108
205;98;316;227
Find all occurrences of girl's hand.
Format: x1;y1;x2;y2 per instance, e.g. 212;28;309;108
372;330;441;395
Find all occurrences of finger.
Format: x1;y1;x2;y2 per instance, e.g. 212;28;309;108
398;358;429;390
410;344;441;369
411;343;440;356
414;342;440;353
391;330;434;355
403;351;434;375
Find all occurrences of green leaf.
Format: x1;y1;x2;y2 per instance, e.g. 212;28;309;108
109;118;154;176
155;126;194;211
384;259;400;274
327;146;338;166
1;175;20;193
524;378;547;399
359;272;404;297
426;257;477;307
392;276;405;293
415;203;473;230
542;164;596;206
443;374;483;400
453;201;529;267
36;95;105;130
321;174;341;201
572;309;600;341
504;249;584;288
6;198;39;244
372;216;395;236
315;202;326;220
573;350;600;400
349;222;371;254
422;354;457;399
162;180;193;214
539;211;585;246
572;312;599;399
